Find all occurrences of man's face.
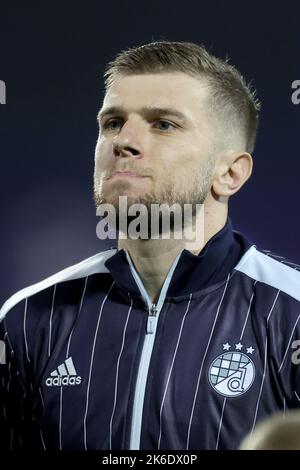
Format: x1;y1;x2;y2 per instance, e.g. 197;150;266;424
94;72;217;212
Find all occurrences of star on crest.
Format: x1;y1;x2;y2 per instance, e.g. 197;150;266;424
247;346;255;354
235;342;243;350
222;343;231;351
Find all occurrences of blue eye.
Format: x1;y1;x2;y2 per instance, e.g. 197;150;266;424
104;119;121;130
102;118;175;131
154;120;175;131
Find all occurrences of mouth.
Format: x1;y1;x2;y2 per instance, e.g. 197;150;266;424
110;171;148;179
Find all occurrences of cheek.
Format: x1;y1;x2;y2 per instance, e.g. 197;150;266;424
95;138;111;169
171;149;198;177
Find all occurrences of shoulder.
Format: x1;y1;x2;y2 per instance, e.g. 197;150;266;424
234;245;300;302
0;248;117;322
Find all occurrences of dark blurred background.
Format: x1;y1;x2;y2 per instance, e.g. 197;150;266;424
0;1;299;302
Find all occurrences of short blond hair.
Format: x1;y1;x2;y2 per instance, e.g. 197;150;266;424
104;41;261;153
240;411;300;450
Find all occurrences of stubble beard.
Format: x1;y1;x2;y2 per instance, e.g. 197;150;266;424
93;157;216;236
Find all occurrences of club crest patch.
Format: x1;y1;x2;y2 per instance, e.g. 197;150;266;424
208;350;255;397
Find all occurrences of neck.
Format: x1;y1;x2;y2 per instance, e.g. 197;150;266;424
118;199;228;303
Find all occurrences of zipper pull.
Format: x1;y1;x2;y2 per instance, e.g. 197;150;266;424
147;304;158;334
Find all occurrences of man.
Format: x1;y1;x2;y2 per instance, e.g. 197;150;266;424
240;411;300;449
1;40;300;450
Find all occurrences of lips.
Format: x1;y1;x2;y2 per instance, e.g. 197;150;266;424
111;171;146;178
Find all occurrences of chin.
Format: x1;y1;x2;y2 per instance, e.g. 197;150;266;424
100;191;144;208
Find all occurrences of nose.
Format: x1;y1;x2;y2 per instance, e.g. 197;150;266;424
112;120;143;159
113;140;140;158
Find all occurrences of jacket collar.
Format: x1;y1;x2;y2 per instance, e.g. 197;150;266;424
104;217;253;299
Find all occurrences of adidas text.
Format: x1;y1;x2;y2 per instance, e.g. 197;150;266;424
46;376;82;386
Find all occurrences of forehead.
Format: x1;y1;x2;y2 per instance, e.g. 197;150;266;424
102;72;210;118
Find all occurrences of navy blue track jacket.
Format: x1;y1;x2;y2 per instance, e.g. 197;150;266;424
1;217;300;450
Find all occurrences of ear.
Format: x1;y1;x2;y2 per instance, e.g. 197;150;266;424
212;150;253;197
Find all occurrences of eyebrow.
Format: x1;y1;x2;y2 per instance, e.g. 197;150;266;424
97;106;189;124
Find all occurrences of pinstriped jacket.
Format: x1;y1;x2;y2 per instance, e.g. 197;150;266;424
1;218;300;450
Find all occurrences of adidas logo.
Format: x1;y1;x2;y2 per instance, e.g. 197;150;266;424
45;357;82;387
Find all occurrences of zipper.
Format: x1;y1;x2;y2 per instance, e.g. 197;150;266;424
147;303;157;334
124;250;181;450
